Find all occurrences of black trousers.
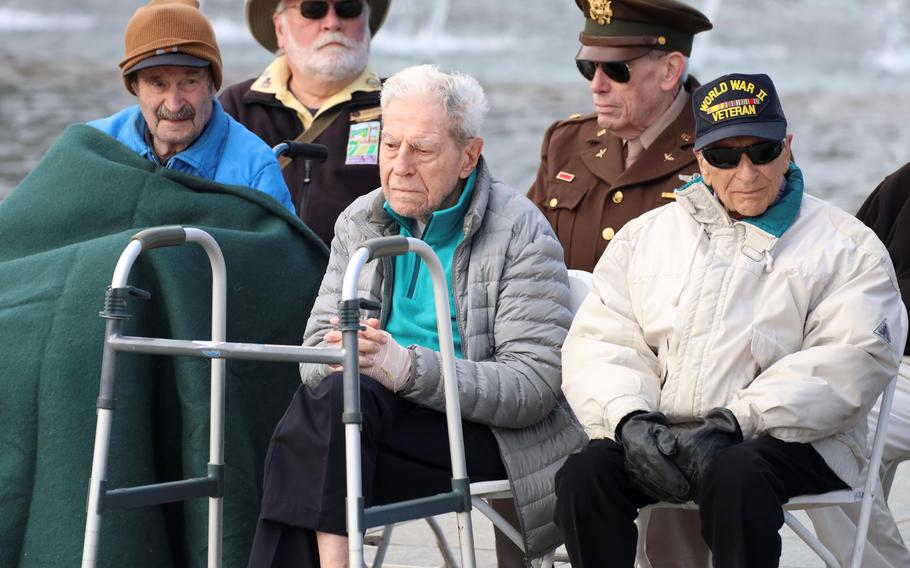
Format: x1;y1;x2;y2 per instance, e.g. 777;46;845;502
248;372;507;568
554;436;848;568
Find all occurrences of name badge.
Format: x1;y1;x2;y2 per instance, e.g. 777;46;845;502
346;121;380;165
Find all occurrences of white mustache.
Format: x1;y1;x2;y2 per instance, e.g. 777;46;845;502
313;31;356;50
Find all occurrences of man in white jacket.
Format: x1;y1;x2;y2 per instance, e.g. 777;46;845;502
555;72;907;568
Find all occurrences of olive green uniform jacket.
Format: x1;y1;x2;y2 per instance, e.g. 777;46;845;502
528;82;702;272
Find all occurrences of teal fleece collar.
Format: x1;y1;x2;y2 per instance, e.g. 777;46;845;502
384;169;478;241
676;162;803;238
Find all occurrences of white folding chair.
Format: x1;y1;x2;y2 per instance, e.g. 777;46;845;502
369;270;593;568
634;375;898;568
462;270;593;567
781;375;897;567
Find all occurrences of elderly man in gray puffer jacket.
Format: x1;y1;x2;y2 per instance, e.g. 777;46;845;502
247;64;587;568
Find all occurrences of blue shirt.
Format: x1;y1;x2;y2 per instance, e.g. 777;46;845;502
87;99;294;212
383;170;478;357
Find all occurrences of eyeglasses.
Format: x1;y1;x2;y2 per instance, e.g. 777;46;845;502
576;54;650;83
295;0;364;20
700;140;786;169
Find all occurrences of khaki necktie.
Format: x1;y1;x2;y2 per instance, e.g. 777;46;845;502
624;139;644;170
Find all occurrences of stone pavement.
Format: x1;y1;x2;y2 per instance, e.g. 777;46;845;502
364;463;909;567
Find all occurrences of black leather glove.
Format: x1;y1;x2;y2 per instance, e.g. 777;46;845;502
672;407;744;502
617;411;691;503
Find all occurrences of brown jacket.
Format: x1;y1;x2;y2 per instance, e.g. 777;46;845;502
528;87;701;272
220;77;381;246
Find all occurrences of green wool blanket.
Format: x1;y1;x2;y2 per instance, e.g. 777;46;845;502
0;125;329;567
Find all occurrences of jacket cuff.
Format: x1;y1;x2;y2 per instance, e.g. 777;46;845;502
405;344;440;398
604;396;651;440
726;400;760;440
400;347;419;393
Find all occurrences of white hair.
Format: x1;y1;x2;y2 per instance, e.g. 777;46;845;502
381;64;489;147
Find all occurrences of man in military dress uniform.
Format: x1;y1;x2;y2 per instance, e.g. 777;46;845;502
221;0;389;246
528;0;712;274
530;1;714;566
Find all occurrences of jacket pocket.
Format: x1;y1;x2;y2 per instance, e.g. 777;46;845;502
656;337;670;386
750;327;788;373
542;179;587;213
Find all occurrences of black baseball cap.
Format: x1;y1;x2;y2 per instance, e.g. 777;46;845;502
692;73;787;150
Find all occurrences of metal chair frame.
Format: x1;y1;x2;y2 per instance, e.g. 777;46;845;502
634;376;899;568
368;270;594;568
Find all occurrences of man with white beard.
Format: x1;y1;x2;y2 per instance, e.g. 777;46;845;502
221;0;390;246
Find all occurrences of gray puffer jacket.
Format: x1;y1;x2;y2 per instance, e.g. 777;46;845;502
300;158;587;559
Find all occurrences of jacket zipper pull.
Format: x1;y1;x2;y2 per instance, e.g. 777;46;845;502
303;159;312;184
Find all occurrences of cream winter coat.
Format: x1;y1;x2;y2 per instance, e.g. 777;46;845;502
563;165;906;487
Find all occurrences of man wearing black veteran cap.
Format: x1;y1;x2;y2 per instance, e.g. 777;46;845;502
556;72;907;567
528;0;711;274
87;0;293;211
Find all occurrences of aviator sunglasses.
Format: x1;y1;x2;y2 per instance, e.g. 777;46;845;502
700;140;786;169
575;54;648;83
295;0;364;20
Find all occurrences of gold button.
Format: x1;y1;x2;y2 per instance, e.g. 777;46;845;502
658;36;667;45
612;191;624;204
549;198;558;208
602;227;615;241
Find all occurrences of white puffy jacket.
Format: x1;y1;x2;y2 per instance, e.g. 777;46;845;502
562;165;907;487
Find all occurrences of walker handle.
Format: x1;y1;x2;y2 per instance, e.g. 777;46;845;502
277;141;329;162
360;236;411;262
131;226;187;250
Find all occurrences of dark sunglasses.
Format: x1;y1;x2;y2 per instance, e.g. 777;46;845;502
700;140;786;169
576;55;647;83
297;0;364;20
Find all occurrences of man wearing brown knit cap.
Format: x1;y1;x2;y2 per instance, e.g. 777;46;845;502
89;0;294;212
220;0;389;246
528;1;714;566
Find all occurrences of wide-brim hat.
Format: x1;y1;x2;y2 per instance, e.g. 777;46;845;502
575;0;712;62
245;0;390;53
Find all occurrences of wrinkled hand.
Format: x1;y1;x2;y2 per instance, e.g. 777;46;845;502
363;328;412;392
618;411;691;503
322;318;411;392
323;317;385;370
671;407;743;502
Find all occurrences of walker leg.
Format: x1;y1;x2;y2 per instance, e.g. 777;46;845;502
82;409;114;568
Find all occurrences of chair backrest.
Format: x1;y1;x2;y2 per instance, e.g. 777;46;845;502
567;269;593;315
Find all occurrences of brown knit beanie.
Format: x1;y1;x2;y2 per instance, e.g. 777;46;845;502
119;0;223;95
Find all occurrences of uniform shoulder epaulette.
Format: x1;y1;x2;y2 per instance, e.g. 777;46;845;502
556;112;595;126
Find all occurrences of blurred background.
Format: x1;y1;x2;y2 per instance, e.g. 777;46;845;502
1;0;909;212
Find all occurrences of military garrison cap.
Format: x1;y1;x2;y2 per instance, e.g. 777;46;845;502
575;0;712;61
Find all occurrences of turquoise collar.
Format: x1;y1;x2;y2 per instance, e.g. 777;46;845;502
676;162;803;238
742;162;802;237
384;169;478;242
